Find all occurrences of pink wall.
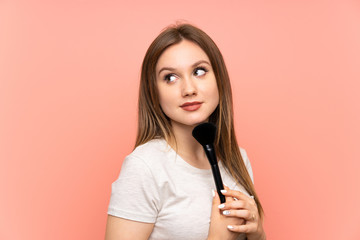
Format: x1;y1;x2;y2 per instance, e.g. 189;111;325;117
1;0;359;239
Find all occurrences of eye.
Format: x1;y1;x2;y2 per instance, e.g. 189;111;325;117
194;67;208;77
164;74;178;83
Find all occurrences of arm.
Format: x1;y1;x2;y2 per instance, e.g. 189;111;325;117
106;156;159;240
105;215;154;240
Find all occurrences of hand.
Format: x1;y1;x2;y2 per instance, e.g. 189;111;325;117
219;187;266;240
207;189;245;240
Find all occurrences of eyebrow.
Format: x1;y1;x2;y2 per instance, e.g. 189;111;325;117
157;60;211;76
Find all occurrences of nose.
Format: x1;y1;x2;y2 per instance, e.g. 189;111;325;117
181;76;197;97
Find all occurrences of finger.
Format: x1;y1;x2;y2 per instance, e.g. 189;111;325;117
227;223;256;233
221;189;255;203
218;199;248;211
222;209;256;222
219;185;233;203
212;189;221;209
225;185;239;203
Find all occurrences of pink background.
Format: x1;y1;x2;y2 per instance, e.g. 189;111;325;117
1;0;359;239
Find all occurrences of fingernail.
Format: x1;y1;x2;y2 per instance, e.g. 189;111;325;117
211;189;215;197
218;204;225;209
223;210;230;215
227;225;234;229
220;189;227;194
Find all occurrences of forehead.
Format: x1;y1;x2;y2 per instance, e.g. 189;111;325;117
156;40;210;71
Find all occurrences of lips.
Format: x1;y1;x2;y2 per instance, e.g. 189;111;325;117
180;101;202;111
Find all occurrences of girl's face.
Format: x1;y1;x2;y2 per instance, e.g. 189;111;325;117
155;40;219;129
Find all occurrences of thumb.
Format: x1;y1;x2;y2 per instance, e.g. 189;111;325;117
212;189;221;209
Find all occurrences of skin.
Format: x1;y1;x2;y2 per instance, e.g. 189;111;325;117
105;216;154;240
155;39;219;169
217;187;266;240
104;40;266;240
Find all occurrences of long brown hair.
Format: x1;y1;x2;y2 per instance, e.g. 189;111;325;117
135;23;264;218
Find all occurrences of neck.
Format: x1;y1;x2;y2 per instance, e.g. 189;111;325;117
168;122;211;170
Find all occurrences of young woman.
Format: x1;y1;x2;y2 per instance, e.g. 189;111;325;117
105;23;266;240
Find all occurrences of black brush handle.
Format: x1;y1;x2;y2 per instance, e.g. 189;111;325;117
203;144;226;203
210;164;226;203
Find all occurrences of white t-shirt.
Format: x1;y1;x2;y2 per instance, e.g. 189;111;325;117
108;138;253;240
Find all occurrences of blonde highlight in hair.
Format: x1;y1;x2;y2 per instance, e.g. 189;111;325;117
135;23;264;218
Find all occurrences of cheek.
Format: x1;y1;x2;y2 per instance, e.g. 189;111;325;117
157;88;173;112
213;84;219;98
208;82;220;103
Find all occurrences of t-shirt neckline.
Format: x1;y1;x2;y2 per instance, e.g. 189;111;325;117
156;138;219;176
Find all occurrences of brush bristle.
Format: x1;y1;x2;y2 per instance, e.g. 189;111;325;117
192;123;217;145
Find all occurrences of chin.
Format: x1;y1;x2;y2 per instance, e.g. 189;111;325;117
180;118;210;128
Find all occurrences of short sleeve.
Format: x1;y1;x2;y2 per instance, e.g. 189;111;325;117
107;155;160;223
240;148;254;183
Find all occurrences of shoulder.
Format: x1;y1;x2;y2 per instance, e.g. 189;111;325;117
123;138;171;171
131;138;169;157
239;147;250;165
239;147;254;183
